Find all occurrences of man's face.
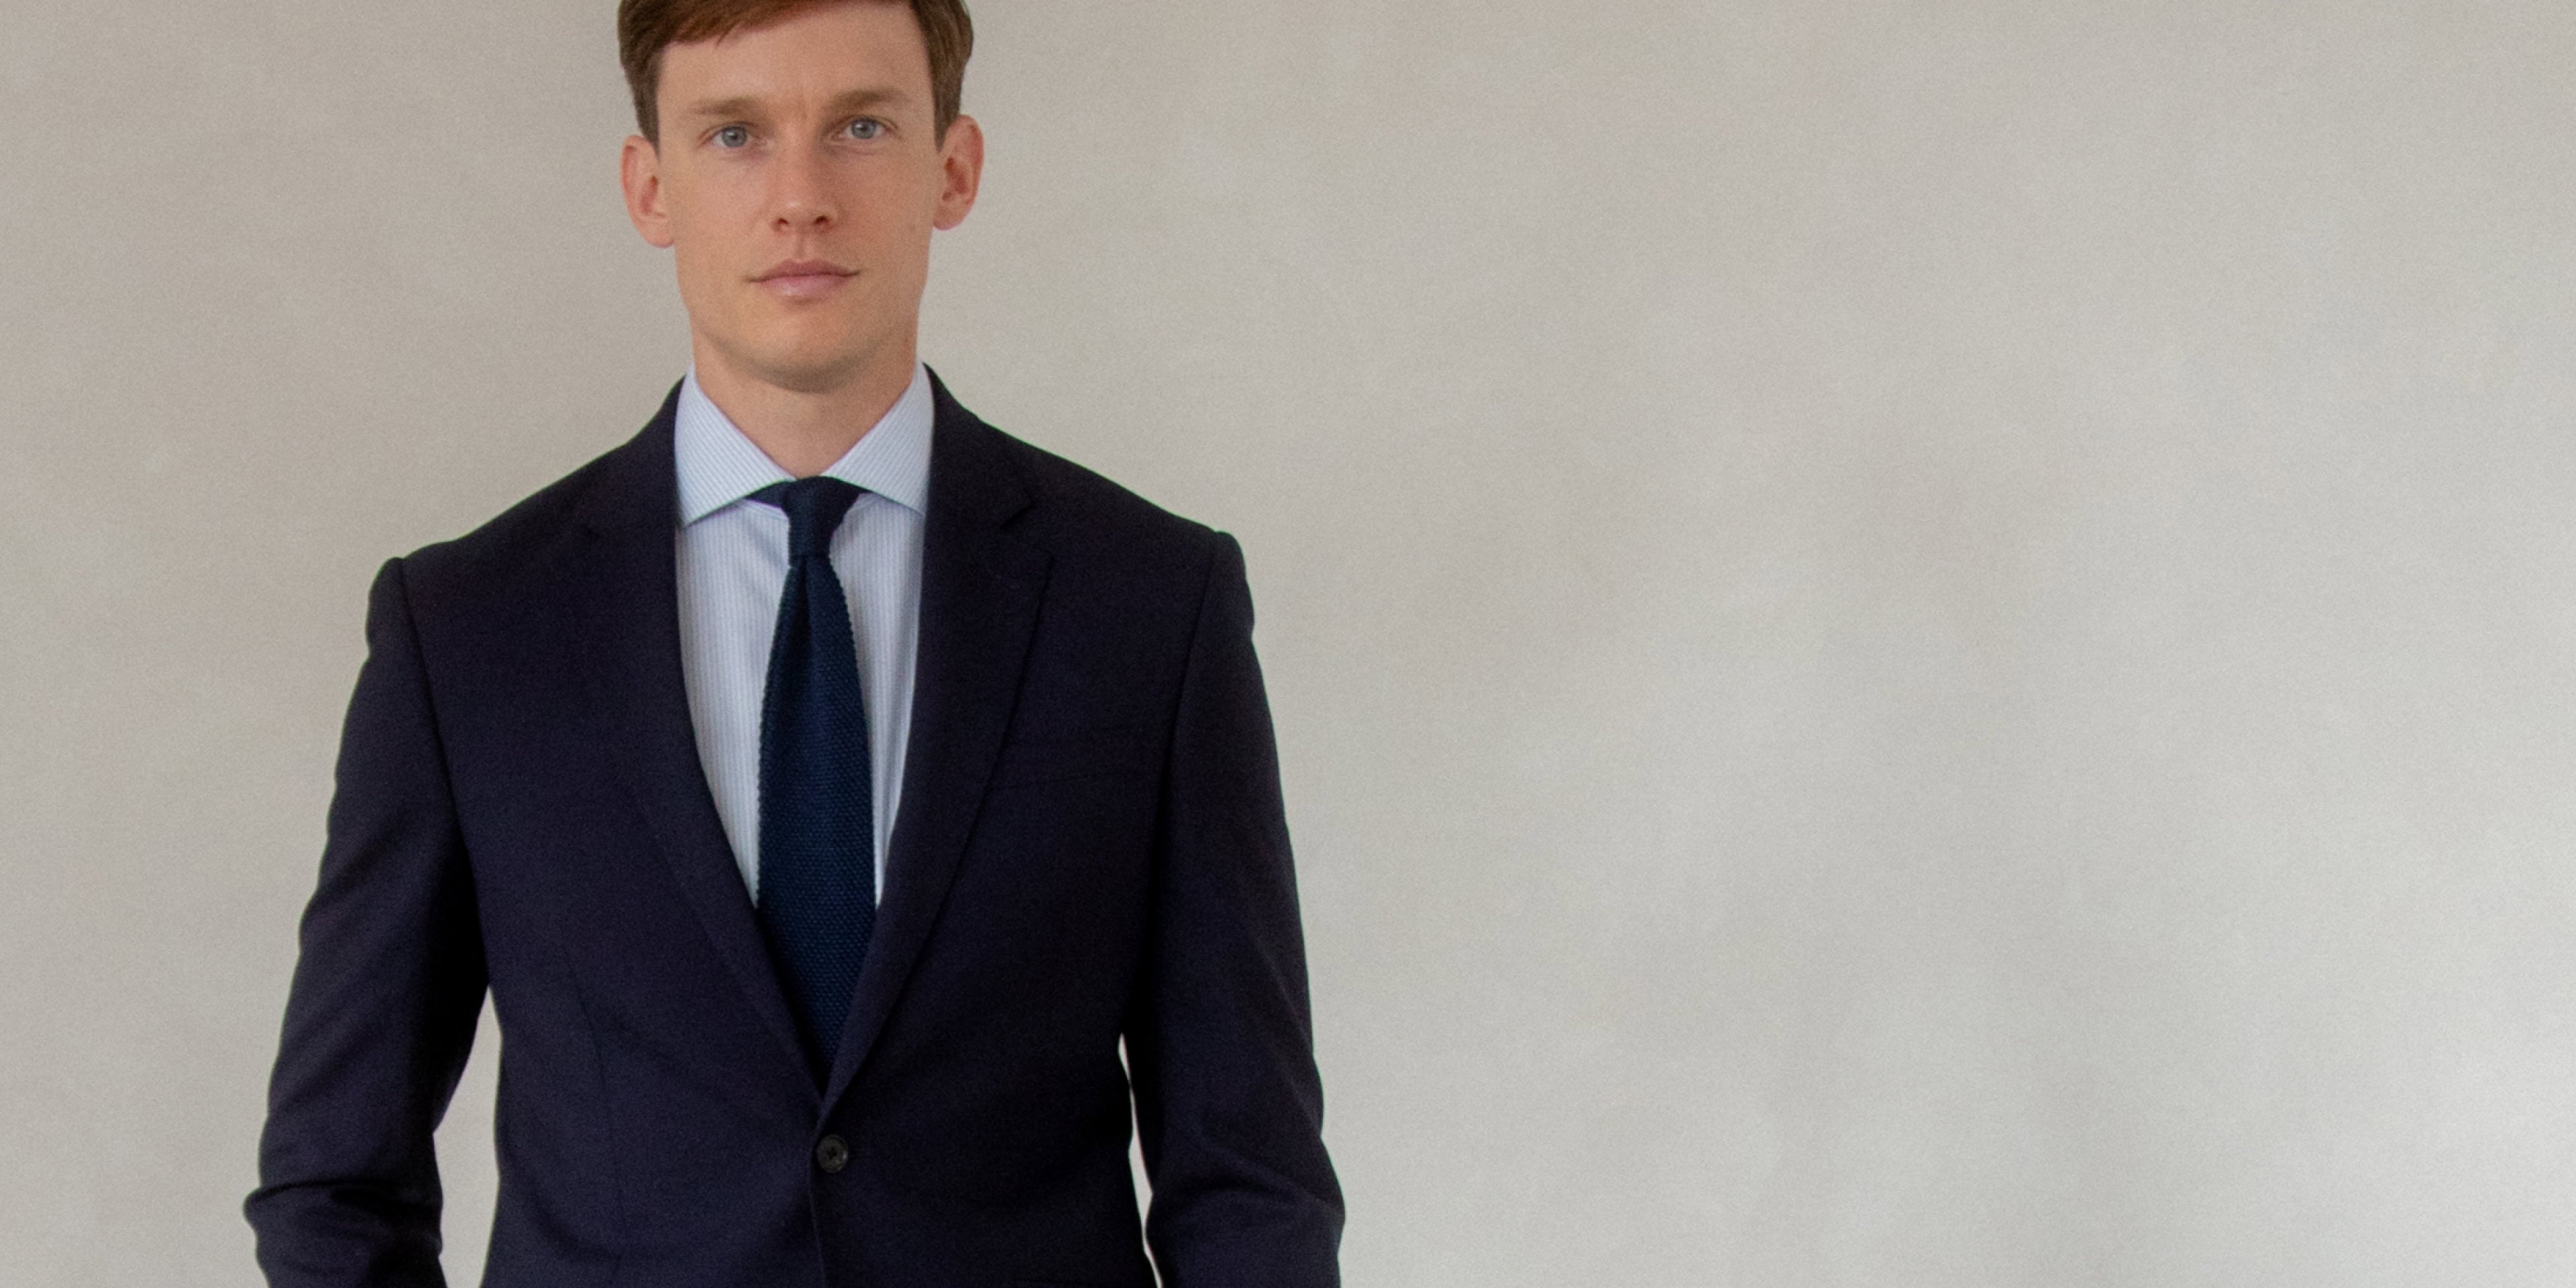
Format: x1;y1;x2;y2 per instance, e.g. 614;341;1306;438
620;2;981;396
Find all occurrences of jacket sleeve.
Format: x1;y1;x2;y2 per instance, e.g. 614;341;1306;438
246;557;488;1287
1126;533;1344;1287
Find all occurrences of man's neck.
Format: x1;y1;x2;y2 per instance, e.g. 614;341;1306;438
690;339;918;478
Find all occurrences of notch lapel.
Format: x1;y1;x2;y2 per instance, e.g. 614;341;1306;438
571;387;810;1085
822;376;1049;1111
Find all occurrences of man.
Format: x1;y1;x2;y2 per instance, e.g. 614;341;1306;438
244;2;1343;1284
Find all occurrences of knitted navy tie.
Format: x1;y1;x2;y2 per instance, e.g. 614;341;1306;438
753;476;874;1081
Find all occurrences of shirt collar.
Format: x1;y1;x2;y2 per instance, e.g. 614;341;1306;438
673;363;935;527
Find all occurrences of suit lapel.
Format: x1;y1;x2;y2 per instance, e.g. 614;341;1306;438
571;386;811;1085
823;375;1050;1110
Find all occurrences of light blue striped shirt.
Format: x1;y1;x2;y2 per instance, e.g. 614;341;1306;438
672;364;932;904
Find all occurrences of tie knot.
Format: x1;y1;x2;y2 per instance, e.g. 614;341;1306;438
757;477;864;561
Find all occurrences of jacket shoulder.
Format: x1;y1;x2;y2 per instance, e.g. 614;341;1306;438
394;415;667;619
977;419;1230;570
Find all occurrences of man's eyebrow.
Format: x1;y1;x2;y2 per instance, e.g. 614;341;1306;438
676;88;912;121
678;95;767;122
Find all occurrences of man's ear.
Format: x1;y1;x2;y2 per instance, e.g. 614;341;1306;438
933;115;985;231
622;136;676;249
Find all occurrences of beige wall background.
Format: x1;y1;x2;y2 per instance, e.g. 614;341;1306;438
7;1;2576;1284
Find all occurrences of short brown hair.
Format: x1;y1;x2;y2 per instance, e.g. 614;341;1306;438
618;0;973;145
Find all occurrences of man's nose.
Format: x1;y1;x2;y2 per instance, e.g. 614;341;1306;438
769;141;838;231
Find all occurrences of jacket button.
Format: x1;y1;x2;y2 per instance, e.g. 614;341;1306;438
814;1134;850;1174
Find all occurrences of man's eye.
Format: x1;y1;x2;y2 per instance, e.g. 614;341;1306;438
713;125;750;148
845;118;885;141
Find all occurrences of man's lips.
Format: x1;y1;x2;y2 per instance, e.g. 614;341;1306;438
753;260;856;299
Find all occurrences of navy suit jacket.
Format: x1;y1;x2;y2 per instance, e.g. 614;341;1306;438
247;375;1342;1287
